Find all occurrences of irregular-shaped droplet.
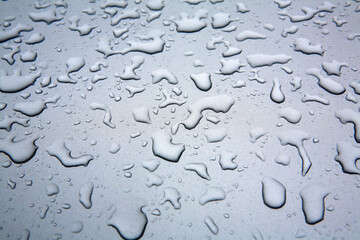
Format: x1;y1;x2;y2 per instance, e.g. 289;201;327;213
278;2;336;22
335;109;360;143
0;69;41;93
346;32;360;41
46;183;59;196
211;12;234;29
293;38;324;55
222;41;242;57
174;9;208;33
300;184;329;224
113;26;130;38
261;176;286;209
204;128;227;143
89;61;108;72
219;58;245;75
151;69;178;84
301;94;329;105
40;76;51;87
79;182;94;209
232;80;246;88
160;187;181;209
246;54;292;68
91;74;107;84
204;216;218;235
190;72;212;91
47;141;94;167
68;15;96;36
120;56;144;80
107;200;148;240
281;66;293;74
185;0;205;4
184;163;210;180
255;150;266;161
142;159;160;172
270;78;285;103
109;143;121;154
275;154;290;166
120;29;165;54
100;0;128;9
20;50;37;62
0;24;33;43
235;30;267;41
0;134;38;164
133;106;151;124
111;9;140;26
278;130;311;176
264;23;275;31
279;107;302;124
236;2;250;13
126;85;145;98
206;36;223;50
290;76;302;91
7;179;16;189
151;130;185;162
96;37;121;58
322;60;348;76
25;33;45;44
199;187;226;205
0;115;29;131
248;69;265;83
281;25;299;37
249;128;266;143
13;95;61;117
90;103;115;128
219;150;237;170
2;44;20;65
159;90;186;108
145;173;163;187
172;95;234;134
57;74;78;84
335;141;360;174
82;7;96;15
71;220;84;234
39;204;49;219
54;0;67;8
345;93;358;104
66;57;85;74
274;0;292;9
0;103;6;111
29;10;63;24
146;0;164;11
350;81;360;95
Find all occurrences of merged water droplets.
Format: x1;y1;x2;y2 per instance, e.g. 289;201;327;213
0;0;359;239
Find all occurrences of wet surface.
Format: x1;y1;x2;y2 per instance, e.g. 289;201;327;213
0;0;360;239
